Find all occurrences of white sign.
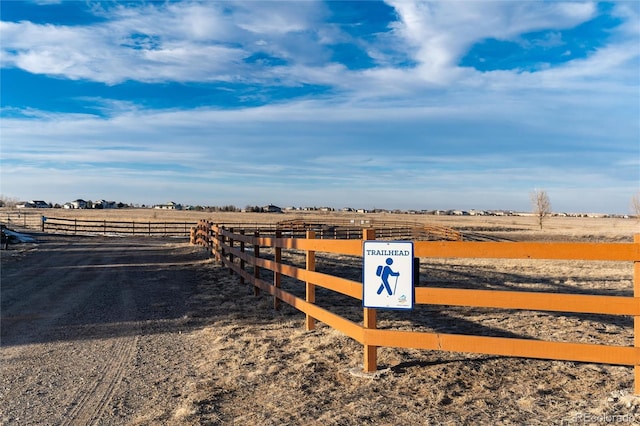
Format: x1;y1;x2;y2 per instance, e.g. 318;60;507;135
363;240;414;309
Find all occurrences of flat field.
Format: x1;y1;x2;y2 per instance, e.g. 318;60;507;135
1;211;639;425
3;207;638;240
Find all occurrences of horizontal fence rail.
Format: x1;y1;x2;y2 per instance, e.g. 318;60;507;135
274;218;462;241
42;216;197;237
38;217;293;237
191;220;640;393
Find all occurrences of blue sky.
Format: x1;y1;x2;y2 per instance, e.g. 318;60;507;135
1;1;638;213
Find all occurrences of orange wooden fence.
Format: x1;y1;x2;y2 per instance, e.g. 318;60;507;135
191;220;640;393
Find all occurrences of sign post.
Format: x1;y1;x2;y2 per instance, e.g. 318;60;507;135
363;240;414;310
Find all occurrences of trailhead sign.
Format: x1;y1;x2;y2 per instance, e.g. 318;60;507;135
363;240;414;310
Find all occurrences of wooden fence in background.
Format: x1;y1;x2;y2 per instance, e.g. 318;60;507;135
39;216;197;237
191;220;640;393
2;210;462;241
274;218;462;241
1;210;43;229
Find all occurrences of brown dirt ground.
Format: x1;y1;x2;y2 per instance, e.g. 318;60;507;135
1;214;639;425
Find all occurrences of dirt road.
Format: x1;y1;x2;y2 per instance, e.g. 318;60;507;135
1;234;212;425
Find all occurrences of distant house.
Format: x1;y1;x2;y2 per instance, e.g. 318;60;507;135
154;201;182;210
71;199;87;209
18;200;51;208
94;200;117;209
263;204;282;213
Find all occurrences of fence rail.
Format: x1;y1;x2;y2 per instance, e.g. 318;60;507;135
191;220;640;393
40;216;197;237
274;218;462;241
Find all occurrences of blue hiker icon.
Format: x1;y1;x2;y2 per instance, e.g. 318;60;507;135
376;258;400;296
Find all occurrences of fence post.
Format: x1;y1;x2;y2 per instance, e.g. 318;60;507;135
229;227;235;275
306;230;317;331
635;234;640;395
214;225;221;263
363;228;377;372
220;225;226;263
208;221;214;254
254;230;261;296
239;230;246;285
274;230;282;310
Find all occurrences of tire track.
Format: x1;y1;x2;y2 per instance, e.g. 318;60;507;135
61;335;139;426
60;242;143;425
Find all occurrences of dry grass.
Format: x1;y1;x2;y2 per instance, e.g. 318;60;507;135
2;207;637;232
161;214;640;425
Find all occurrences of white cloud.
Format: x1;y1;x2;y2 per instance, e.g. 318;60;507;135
1;0;636;97
1;1;333;84
233;1;323;35
383;0;597;83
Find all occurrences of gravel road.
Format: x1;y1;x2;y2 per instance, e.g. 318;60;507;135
1;234;212;425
